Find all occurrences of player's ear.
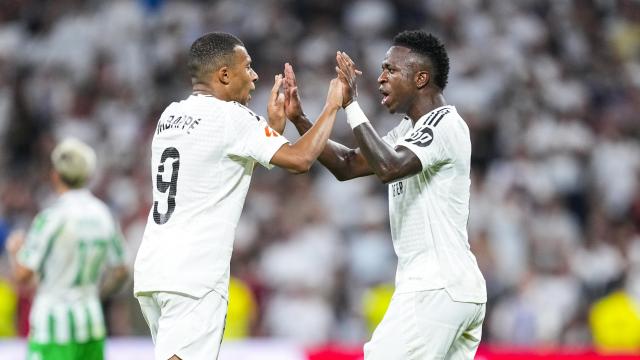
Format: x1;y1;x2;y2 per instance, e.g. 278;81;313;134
416;70;429;89
217;66;231;85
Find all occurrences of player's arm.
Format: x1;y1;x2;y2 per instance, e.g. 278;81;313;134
6;230;36;284
100;265;129;299
8;211;65;285
266;74;286;134
287;115;373;180
283;62;373;180
351;119;421;183
269;77;343;174
100;224;129;298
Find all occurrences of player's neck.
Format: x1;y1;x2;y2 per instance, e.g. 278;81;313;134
192;84;226;101
406;93;447;125
54;183;70;195
51;172;71;195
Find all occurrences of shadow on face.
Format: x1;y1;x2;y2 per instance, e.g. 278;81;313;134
226;46;258;105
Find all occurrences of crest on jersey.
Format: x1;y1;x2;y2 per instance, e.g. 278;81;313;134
404;108;451;147
405;124;434;147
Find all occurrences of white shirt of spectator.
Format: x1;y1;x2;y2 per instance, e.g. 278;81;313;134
17;189;126;344
134;94;288;299
382;105;487;303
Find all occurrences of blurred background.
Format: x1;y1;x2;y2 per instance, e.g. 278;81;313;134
0;0;640;358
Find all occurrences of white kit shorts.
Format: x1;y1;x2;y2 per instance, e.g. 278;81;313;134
137;290;228;360
364;289;485;360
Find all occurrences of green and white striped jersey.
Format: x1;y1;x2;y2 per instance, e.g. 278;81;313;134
17;189;126;345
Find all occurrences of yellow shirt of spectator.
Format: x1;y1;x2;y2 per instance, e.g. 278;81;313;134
223;277;256;339
362;283;394;334
589;290;640;352
0;279;17;337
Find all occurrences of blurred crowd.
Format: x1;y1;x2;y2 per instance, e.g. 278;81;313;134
1;0;640;351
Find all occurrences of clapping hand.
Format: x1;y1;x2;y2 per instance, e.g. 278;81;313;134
283;63;305;121
267;74;286;133
6;230;25;257
335;51;362;108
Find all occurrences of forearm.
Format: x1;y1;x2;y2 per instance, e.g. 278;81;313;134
100;266;129;299
291;114;349;168
289;105;339;166
290;114;312;136
291;115;368;180
9;255;35;285
352;123;404;183
268;116;285;134
344;102;404;182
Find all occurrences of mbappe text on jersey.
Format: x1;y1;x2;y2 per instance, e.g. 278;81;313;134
156;115;202;135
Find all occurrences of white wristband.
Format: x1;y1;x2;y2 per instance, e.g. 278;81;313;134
345;101;370;129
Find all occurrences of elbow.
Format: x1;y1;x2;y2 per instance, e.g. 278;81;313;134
379;174;396;184
333;154;360;181
112;265;130;289
335;171;353;182
288;166;309;175
114;266;130;283
289;157;313;174
377;165;402;184
14;267;34;285
299;163;313;174
14;274;30;285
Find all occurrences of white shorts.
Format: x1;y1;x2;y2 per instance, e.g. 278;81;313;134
137;290;228;360
364;289;485;360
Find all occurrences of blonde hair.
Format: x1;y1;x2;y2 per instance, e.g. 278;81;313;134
51;138;96;188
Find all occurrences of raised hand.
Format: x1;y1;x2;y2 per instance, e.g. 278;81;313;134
6;230;25;257
283;63;305;121
267;74;286;133
335;51;362;108
326;77;344;110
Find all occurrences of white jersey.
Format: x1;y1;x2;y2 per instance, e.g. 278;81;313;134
17;189;126;344
134;94;288;299
381;105;486;303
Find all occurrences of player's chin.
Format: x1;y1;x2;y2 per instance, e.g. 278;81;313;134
384;102;397;113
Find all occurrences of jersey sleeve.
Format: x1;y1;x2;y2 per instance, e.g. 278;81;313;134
106;220;127;267
226;104;289;169
382;119;408;146
396;114;453;172
17;209;64;273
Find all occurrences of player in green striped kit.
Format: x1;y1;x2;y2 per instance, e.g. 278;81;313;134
6;138;129;360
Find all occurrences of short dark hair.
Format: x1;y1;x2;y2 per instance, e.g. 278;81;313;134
393;30;449;90
188;32;244;83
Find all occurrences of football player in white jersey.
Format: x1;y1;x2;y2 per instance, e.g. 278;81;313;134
133;32;343;360
285;30;487;359
6;138;129;360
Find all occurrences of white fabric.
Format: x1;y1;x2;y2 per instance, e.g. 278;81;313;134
17;189;126;344
382;106;486;303
364;289;485;360
137;290;228;360
134;94;289;299
345;101;370;129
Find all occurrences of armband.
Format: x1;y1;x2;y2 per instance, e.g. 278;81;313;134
345;101;370;129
